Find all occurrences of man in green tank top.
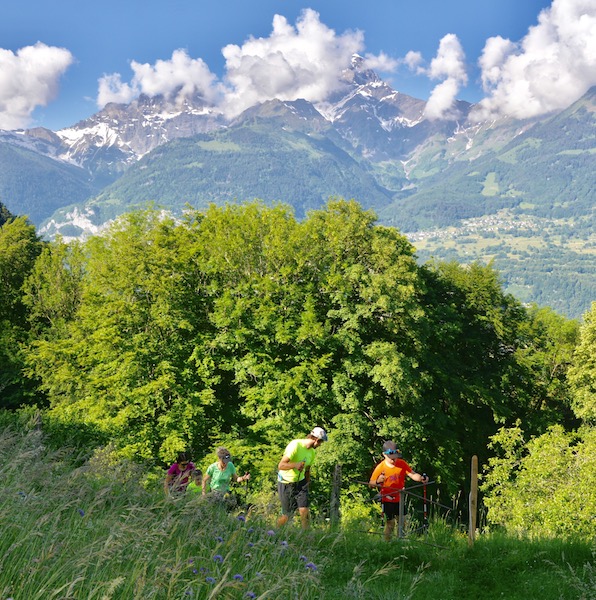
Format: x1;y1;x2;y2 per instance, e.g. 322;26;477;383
277;426;328;529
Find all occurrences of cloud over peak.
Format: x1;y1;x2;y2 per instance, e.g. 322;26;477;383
96;9;364;118
97;49;220;108
220;9;364;117
423;34;468;120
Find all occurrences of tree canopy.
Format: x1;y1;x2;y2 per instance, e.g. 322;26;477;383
10;200;575;499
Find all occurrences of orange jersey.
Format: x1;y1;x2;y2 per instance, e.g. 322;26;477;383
370;458;413;503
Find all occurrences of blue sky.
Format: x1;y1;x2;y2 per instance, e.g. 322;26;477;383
1;0;594;130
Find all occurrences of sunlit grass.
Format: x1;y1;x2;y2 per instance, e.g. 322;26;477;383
0;427;593;599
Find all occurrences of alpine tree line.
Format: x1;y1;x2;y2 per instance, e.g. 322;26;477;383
1;199;594;538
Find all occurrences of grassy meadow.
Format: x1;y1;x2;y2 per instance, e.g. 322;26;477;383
1;428;594;600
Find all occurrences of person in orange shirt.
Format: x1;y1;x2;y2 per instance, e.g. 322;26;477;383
369;440;429;541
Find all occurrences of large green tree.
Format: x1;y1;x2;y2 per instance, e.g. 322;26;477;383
567;301;596;423
26;210;217;460
481;422;595;539
481;302;595;539
0;215;43;409
23;201;573;498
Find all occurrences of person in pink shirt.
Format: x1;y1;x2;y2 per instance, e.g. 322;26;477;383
164;451;195;496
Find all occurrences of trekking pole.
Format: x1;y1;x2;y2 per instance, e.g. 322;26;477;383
423;473;428;537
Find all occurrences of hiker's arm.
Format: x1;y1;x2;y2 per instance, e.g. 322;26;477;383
278;455;305;471
369;465;384;487
202;474;210;494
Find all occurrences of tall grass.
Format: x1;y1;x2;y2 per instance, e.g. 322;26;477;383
1;428;593;599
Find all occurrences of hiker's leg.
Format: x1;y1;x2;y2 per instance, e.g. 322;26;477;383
295;479;310;530
299;507;310;530
277;481;294;527
384;518;395;541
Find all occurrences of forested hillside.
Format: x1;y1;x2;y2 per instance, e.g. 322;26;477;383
0;142;96;223
54;122;393;228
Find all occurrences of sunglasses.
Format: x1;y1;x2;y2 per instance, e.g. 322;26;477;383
179;462;190;467
384;450;400;455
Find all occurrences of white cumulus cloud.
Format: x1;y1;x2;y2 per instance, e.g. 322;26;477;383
362;51;400;73
0;42;73;130
423;34;468;120
404;50;424;73
474;0;596;119
98;49;220;108
220;9;364;116
96;9;367;118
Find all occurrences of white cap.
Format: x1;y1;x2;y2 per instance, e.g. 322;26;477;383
311;426;328;441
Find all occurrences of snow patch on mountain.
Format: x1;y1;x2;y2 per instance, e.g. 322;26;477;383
39;205;109;242
0;129;65;161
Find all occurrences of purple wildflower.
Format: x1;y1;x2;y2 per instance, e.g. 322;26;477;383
192;569;198;574
236;514;246;522
247;542;254;548
305;562;317;571
280;540;288;547
233;574;244;581
77;508;85;517
300;555;308;561
213;554;223;563
247;527;254;533
266;529;275;536
215;536;223;542
245;593;257;599
206;577;216;584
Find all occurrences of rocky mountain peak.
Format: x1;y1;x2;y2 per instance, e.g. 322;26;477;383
344;53;383;87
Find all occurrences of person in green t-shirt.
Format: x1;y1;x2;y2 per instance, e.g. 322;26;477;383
186;469;203;494
277;426;328;529
202;447;250;498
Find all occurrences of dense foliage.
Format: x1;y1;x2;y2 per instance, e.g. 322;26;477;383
481;302;596;539
0;200;594;538
0;213;44;408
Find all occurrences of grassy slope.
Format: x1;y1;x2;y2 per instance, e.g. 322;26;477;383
1;427;593;600
84;124;393;223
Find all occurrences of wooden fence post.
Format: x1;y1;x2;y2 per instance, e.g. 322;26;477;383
468;454;478;547
398;494;405;538
330;464;342;526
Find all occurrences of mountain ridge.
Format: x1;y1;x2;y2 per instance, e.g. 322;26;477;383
0;64;594;318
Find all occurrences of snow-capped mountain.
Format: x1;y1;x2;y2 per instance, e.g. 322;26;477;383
54;93;225;174
0;62;594;319
23;55;471;181
0;58;593;237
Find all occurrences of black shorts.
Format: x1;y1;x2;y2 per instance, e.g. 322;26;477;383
278;479;309;514
382;502;401;520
